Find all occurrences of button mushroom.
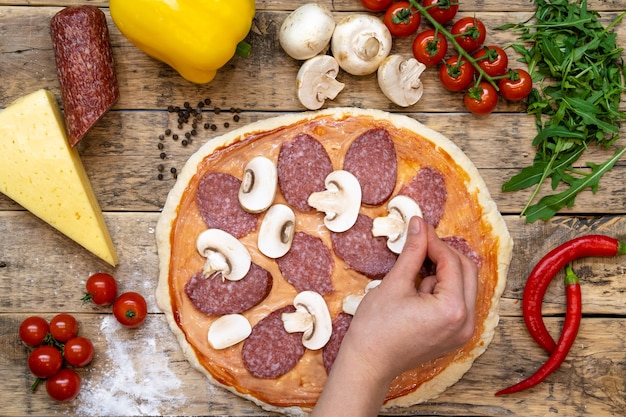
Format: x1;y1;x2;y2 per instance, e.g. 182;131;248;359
257;204;296;259
281;290;332;350
279;3;336;60
196;228;251;281
342;279;382;316
296;55;345;110
377;54;427;107
331;14;393;76
207;314;252;350
372;195;423;254
239;156;278;213
307;170;361;232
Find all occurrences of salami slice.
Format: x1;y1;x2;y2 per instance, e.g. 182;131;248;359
399;166;447;227
50;6;119;147
322;312;352;374
277;232;334;294
331;214;397;279
419;236;482;277
242;306;306;379
185;263;273;316
196;172;259;238
343;128;397;206
277;133;333;211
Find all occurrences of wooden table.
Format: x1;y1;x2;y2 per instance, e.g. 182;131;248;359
2;1;626;415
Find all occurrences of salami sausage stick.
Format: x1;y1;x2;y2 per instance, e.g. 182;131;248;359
50;6;119;147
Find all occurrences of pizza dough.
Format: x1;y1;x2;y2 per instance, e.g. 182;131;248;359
156;107;513;416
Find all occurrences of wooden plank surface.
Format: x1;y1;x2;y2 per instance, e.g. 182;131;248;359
1;0;626;416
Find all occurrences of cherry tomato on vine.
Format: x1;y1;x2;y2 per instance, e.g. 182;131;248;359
46;368;81;402
28;345;63;379
83;272;118;306
499;68;533;101
19;316;49;347
451;16;487;53
360;0;393;12
464;81;499;115
473;45;509;77
439;55;475;92
383;1;420;38
412;29;448;67
64;336;95;368
49;313;79;343
113;292;147;328
422;0;459;25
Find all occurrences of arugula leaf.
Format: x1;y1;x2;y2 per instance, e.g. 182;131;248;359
499;0;626;222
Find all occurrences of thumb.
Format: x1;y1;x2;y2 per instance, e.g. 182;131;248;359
384;216;428;291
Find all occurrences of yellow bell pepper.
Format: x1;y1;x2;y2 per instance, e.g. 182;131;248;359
109;0;255;84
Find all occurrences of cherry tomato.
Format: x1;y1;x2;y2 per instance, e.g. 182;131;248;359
360;0;393;12
422;0;459;25
383;1;421;38
83;272;118;306
63;336;94;368
499;68;533;101
439;55;475;92
28;345;63;379
473;45;509;77
19;316;49;347
113;292;147;328
46;368;81;402
49;313;79;343
412;29;448;67
464;81;499;115
451;16;487;53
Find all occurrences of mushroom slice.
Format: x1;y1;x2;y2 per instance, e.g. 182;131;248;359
239;156;278;213
377;55;427;107
207;314;252;350
372;195;423;254
331;14;393;76
196;228;251;281
307;170;361;232
342;279;382;316
281;290;332;350
257;204;296;259
297;55;345;111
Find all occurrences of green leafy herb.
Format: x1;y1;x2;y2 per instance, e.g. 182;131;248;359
499;0;626;222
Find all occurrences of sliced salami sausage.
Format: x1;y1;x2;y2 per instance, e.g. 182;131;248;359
419;236;482;277
277;133;333;211
343;128;397;206
331;214;397;279
185;263;273;316
399;166;447;227
242;306;306;379
196;172;259;238
50;6;119;147
277;232;334;295
322;313;352;374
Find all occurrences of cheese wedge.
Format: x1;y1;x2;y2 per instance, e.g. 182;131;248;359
0;89;118;265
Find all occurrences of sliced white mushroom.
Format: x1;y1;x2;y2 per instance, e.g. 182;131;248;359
281;291;332;350
239;156;277;213
377;55;427;107
372;195;423;254
307;170;361;232
196;229;251;281
342;279;382;315
331;14;393;76
257;204;296;259
297;55;345;111
207;314;252;350
279;3;336;60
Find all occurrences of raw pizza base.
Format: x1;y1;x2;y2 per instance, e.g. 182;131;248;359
156;107;513;416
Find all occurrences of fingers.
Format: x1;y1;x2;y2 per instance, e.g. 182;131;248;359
382;216;428;293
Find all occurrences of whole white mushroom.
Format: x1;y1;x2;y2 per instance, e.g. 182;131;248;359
279;4;336;60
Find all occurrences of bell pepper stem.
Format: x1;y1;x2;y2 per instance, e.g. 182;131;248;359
235;41;252;58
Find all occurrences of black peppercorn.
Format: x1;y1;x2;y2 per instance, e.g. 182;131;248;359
160;152;166;159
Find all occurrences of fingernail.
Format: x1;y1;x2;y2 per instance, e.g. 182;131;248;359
408;216;421;235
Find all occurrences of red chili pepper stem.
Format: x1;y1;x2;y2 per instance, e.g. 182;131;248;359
523;235;624;354
496;265;582;396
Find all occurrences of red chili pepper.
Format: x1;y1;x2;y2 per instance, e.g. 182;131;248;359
495;264;582;396
522;235;626;354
